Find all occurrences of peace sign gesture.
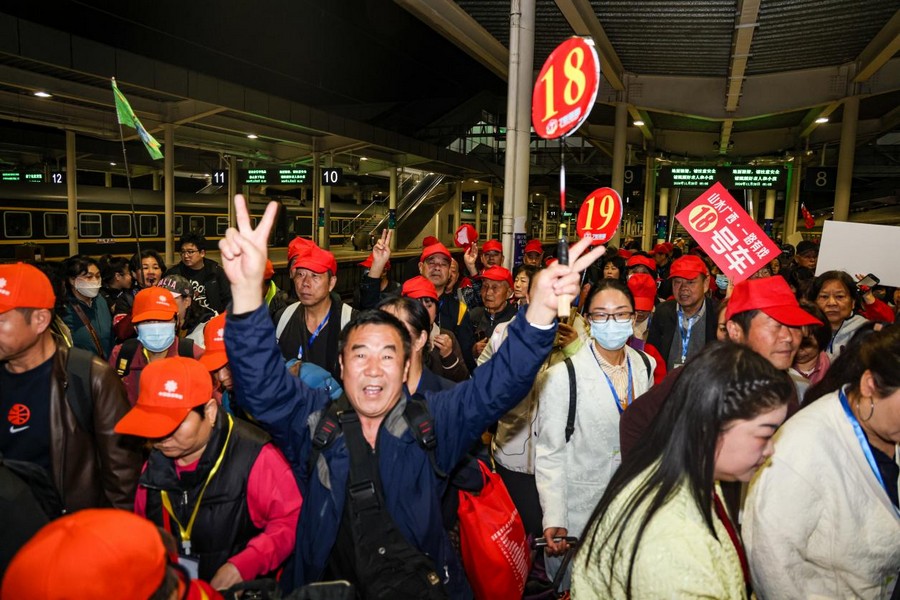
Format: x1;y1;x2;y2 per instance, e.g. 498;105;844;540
219;194;280;313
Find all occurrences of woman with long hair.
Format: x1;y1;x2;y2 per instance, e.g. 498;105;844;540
743;325;900;599
571;343;793;599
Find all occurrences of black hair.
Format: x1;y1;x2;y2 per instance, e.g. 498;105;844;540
179;232;207;252
513;264;539;294
99;254;130;285
337;309;412;363
129;249;167;276
61;254;100;292
797;301;831;354
803;322;884;405
576;342;793;597
27;260;66;314
807;270;859;307
586;278;635;312
599;255;627;283
376;296;432;346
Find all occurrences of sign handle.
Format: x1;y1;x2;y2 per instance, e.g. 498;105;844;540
557;141;572;320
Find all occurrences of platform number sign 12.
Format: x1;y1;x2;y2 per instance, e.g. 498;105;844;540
577;187;623;245
532;37;601;140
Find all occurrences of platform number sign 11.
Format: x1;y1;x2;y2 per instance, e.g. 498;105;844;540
211;170;227;185
577;187;623;245
532;37;601;140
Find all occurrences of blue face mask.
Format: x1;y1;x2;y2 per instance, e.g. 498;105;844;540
137;322;176;353
716;274;729;290
590;319;634;351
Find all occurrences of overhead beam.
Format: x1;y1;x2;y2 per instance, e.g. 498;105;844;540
725;0;762;112
854;10;900;82
718;120;734;155
799;101;841;138
627;105;653;141
555;0;626;90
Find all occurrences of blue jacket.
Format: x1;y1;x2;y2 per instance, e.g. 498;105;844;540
225;304;555;596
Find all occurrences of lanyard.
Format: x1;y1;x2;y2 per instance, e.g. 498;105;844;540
591;345;633;414
160;414;235;556
713;491;750;588
828;319;845;354
298;312;330;361
838;389;900;515
677;304;701;363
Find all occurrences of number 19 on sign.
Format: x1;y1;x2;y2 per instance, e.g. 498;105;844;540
577;187;623;244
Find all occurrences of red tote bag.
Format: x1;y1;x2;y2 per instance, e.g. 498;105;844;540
458;460;531;599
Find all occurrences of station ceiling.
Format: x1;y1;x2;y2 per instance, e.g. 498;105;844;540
0;1;897;198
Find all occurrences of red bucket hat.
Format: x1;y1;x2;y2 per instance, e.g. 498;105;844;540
726;277;824;327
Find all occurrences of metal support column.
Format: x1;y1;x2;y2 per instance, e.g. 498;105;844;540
475;192;482;235
66;130;78;256
389;167;398;251
487;185;495;240
784;154;802;239
610;101;628;247
833;96;859;222
657;188;669;244
642;155;657;252
164;124;175;266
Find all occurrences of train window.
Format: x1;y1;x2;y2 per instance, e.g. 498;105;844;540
111;214;132;238
174;215;183;236
44;212;68;237
139;215;158;237
3;211;32;238
330;219;341;235
79;213;102;238
296;216;312;236
189;216;205;235
216;216;229;236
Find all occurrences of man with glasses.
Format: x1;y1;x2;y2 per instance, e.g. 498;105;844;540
166;232;231;319
647;255;719;370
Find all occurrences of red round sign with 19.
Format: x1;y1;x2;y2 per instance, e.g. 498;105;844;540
577;187;623;245
532;37;601;140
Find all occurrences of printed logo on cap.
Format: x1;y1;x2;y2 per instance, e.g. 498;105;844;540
215;328;224;342
157;294;170;305
159;380;184;400
0;277;8;297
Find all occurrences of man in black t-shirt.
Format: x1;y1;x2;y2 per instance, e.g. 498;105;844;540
166;232;232;318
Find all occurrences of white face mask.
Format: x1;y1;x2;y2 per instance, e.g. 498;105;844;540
74;281;101;299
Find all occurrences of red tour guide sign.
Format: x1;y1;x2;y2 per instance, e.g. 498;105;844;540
577;187;623;245
532;37;600;140
675;182;780;283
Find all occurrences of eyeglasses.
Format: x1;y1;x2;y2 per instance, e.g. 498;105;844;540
588;311;634;323
180;249;199;256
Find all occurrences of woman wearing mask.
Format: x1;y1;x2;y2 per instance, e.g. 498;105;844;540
571;343;793;599
108;287;204;405
113;250;169;343
743;325;900;599
61;254;114;358
535;279;656;589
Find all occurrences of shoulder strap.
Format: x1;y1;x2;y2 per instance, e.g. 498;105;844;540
65;347;95;435
564;357;576;443
275;302;302;342
114;338;141;377
307;398;346;473
636;349;651;382
177;338;194;358
69;303;106;359
457;301;467;326
403;398;447;478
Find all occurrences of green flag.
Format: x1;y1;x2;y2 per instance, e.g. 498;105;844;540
111;78;163;160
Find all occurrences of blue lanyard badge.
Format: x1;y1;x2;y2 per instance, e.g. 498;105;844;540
298;312;330;361
677;305;700;364
838;388;900;515
592;346;634;414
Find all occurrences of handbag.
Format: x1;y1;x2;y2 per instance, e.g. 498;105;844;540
458;459;531;600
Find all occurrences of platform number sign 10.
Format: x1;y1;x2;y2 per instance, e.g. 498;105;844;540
532;37;601;140
322;168;343;186
577;187;623;245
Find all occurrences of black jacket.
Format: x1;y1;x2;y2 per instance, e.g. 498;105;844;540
646;297;720;366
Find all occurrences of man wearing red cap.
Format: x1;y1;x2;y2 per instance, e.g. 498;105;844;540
523;239;544;267
0;263;140;513
357;229;401;309
275;241;355;381
216;194;605;597
117;356;301;590
647;254;719;370
469;266;518;359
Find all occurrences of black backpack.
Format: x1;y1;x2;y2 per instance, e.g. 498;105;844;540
0;453;65;520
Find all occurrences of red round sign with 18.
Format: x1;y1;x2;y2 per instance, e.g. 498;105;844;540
532;37;601;140
577;187;623;245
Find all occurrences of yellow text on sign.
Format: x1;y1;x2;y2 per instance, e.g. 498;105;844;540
539;47;587;122
583;193;616;231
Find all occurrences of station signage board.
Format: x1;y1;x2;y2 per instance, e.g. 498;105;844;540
0;171;65;183
239;168;311;185
658;166;785;189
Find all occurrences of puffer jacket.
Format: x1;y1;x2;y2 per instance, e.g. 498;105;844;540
225;304;555;597
50;344;142;511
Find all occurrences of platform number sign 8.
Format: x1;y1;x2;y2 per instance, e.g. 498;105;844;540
804;166;836;192
532;37;601;140
577;187;623;245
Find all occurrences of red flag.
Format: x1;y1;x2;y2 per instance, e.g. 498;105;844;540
800;203;815;229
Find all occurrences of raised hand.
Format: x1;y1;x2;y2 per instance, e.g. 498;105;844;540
464;242;480;276
526;237;606;326
369;228;393;279
219;194;280;313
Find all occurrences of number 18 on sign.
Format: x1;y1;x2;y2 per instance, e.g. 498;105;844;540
577;188;623;245
532;37;601;140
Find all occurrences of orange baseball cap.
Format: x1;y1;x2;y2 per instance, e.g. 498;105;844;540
401;275;439;301
420;242;452;262
482;239;503;254
627;273;658;312
294;245;338;276
115;356;213;438
132;287;178;323
481;266;513;287
263;260;275;281
199;312;228;372
0;263;56;313
1;508;167;600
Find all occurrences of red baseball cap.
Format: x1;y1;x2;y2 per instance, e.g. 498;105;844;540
668;255;709;280
453;225;477;249
726;277;824;327
420;242;452;262
545;256;558;266
617;249;633;260
115;356;213;438
359;253;390;271
482;239;503;254
199;312;228;372
401;275;439;301
652;243;671;255
0;263;55;313
626;254;657;273
524;239;543;254
263;260;275;281
132;288;178;323
287;236;316;268
627;273;658;312
423;235;440;248
481;266;513;287
294;245;338;276
1;509;167;600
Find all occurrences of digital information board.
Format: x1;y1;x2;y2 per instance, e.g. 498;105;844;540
657;166;785;189
0;171;65;183
239;168;311;185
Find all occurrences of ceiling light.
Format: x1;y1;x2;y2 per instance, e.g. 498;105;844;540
33;91;52;98
815;117;829;124
633;120;645;126
360;156;368;161
247;134;258;139
473;180;480;184
110;162;117;166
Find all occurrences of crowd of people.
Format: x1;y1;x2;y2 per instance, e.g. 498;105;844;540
1;194;898;599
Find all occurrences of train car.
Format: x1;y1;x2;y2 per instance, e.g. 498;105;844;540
0;183;384;261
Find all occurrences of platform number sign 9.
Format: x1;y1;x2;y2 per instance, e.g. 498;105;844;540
322;168;343;186
532;37;601;140
577;187;623;245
